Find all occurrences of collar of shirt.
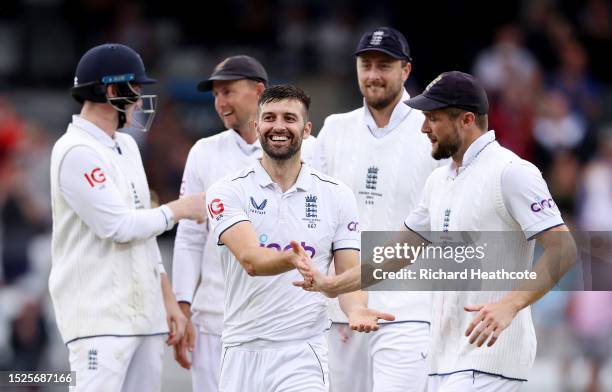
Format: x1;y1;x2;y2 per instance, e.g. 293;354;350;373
71;115;117;149
448;130;497;178
253;159;313;193
230;129;262;156
363;89;413;139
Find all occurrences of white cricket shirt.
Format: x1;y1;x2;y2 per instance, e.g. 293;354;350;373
404;130;564;380
173;130;316;336
50;115;169;343
206;161;359;345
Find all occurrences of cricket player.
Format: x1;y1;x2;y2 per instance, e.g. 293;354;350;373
171;55;315;390
49;43;206;391
206;84;394;392
300;71;577;391
313;27;439;391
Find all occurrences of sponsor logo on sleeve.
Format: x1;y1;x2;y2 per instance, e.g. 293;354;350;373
208;198;225;219
347;221;359;232
530;198;556;212
84;168;106;188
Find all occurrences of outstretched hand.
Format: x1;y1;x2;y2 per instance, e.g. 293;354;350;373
289;240;313;282
348;307;395;333
289;241;337;297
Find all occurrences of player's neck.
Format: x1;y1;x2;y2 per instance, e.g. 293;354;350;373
80;104;117;139
236;119;258;144
367;93;402;128
261;154;302;193
451;129;485;170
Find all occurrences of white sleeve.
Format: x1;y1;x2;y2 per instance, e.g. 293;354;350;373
501;161;564;239
59;145;173;243
404;175;433;238
311;119;331;174
300;135;317;166
332;184;360;251
172;145;208;303
206;180;249;245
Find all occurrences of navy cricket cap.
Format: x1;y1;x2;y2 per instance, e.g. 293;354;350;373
354;27;412;61
197;55;268;92
404;71;489;114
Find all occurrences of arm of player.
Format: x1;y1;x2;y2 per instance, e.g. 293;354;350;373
173;299;196;369
206;180;306;276
334;249;395;332
59;146;205;243
220;222;305;276
160;271;188;346
172;146;206;369
464;225;576;347
294;179;428;293
293;227;426;294
293;257;361;296
464;162;576;347
172;146;207;305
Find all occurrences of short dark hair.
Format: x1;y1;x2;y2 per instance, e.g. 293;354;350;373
443;107;488;131
258;84;311;119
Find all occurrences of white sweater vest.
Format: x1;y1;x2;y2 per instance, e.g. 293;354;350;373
425;141;536;380
316;106;438;322
49;124;167;344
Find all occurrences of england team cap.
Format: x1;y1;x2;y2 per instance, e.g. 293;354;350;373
354;27;412;61
197;55;268;92
404;71;489;114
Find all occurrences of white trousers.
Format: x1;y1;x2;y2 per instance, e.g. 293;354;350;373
219;335;328;392
191;329;222;392
68;334;164;392
428;371;524;392
328;322;429;392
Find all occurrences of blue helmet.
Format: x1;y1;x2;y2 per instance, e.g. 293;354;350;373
71;43;156;103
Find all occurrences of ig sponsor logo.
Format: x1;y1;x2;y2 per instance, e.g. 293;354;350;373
208;198;225;218
84;168;106;188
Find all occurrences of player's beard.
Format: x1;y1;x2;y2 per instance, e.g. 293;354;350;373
260;127;304;161
432;123;461;160
363;81;403;111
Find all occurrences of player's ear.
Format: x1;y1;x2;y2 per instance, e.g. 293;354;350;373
303;121;312;139
462;112;476;128
401;61;411;81
255;82;265;97
106;84;118;98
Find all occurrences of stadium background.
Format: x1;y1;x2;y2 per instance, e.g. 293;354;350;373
0;0;611;390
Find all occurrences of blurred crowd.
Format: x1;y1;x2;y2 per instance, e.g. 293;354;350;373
1;0;611;390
